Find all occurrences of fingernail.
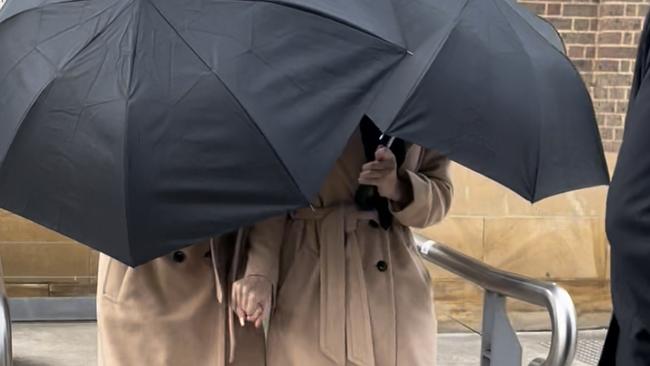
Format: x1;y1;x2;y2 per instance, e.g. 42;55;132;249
240;317;245;327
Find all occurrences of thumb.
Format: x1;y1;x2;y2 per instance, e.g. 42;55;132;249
375;145;388;161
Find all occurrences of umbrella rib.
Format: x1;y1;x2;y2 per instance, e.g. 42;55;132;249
386;0;471;129
490;0;543;200
0;0;119;28
499;0;567;56
121;3;142;267
145;0;309;203
32;1;123;47
0;0;135;167
229;0;407;52
0;0;48;23
0;0;124;88
385;0;407;50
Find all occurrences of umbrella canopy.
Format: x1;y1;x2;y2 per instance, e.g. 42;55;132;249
368;0;609;201
0;0;407;265
0;0;610;266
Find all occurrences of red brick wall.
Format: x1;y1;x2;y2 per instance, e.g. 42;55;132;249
521;0;650;152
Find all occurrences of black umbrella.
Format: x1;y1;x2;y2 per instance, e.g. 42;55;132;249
0;0;609;266
0;0;407;265
368;0;609;202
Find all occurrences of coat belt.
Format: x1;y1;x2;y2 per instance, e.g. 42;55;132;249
291;205;377;366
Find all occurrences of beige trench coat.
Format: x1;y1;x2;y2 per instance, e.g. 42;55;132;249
245;130;453;366
97;230;268;366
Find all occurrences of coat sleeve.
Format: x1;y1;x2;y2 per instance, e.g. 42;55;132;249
243;214;286;287
389;148;453;228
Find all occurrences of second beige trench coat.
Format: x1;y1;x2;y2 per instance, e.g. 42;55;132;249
244;129;453;366
97;227;279;366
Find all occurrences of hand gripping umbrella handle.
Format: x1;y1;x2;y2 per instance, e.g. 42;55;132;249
355;135;396;208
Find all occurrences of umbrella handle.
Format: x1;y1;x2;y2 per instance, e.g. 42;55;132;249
355;184;378;210
379;135;396;149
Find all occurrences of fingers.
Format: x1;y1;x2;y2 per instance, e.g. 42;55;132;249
359;148;397;187
375;146;396;162
255;316;264;329
247;305;263;322
231;282;246;326
358;177;384;186
359;170;389;181
248;299;271;328
244;292;259;317
362;160;395;172
358;168;392;186
240;283;259;327
243;302;268;329
237;309;246;326
247;304;265;328
231;277;273;328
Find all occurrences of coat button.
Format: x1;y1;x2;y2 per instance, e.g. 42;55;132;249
172;251;186;263
376;260;388;272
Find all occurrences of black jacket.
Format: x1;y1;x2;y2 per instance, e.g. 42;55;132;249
600;10;650;366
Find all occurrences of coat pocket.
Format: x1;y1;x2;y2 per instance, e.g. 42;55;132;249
101;258;129;303
411;248;433;290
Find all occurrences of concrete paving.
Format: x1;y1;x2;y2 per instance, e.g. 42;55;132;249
12;322;96;366
436;330;605;366
10;322;606;366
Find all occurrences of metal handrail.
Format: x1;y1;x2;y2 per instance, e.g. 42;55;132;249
0;261;11;366
414;234;577;366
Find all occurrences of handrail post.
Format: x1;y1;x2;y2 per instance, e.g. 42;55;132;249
481;291;522;366
0;260;11;366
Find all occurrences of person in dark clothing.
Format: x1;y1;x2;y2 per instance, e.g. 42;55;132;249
599;9;650;366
